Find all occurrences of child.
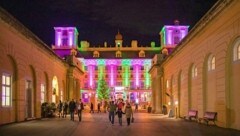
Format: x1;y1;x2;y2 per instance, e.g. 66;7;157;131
116;108;125;126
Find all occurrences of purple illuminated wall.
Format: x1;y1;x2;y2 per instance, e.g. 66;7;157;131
53;27;78;58
160;25;189;47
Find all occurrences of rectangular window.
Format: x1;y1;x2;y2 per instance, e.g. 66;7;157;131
117;66;122;70
40;84;45;103
141;81;144;89
84;82;88;88
62;37;68;46
2;74;11;107
174;36;180;44
117;82;122;86
130;81;134;89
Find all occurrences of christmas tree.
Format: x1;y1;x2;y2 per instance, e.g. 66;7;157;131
97;78;110;101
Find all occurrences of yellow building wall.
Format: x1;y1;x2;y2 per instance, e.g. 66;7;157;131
0;13;68;125
162;0;240;130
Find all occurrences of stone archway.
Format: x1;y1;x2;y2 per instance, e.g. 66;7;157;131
52;76;59;103
7;55;18;122
226;37;240;130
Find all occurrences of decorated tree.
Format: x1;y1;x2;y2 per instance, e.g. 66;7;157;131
97;78;110;101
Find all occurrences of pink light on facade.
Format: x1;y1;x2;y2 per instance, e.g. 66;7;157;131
135;65;139;87
167;29;172;45
54;29;62;46
68;30;73;46
160;24;189;47
110;65;114;86
181;29;187;39
89;65;93;88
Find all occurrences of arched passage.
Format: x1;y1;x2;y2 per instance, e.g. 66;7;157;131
25;65;37;119
52;76;59;103
7;55;18;122
177;70;182;117
203;53;216;114
226;37;240;130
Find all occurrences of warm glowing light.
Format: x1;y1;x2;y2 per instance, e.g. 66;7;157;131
136;99;139;104
111;65;114;86
175;101;178;105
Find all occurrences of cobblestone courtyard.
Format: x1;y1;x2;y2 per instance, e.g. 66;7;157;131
0;112;240;136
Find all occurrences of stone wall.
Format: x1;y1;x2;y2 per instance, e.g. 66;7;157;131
161;0;240;129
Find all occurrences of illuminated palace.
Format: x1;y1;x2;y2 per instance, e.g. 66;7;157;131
1;0;240;131
52;23;188;105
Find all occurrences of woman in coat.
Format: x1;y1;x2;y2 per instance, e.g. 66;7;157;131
124;103;133;126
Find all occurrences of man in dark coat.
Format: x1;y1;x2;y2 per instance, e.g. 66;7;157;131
69;99;76;121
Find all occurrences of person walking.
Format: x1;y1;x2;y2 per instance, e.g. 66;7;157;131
108;101;117;125
89;102;94;113
62;100;68;118
77;99;84;122
116;108;125;126
135;103;138;112
97;102;101;113
57;100;63;118
125;103;133;126
69;99;76;121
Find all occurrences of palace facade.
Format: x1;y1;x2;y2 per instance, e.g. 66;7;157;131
0;0;240;131
52;21;188;107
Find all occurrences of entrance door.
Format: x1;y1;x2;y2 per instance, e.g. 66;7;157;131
25;80;33;118
115;92;123;99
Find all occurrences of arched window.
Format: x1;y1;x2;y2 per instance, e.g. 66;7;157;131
233;40;240;61
208;55;215;71
139;50;145;57
116;51;122;58
93;51;99;58
192;65;198;78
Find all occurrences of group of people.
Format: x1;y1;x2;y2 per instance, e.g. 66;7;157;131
56;100;68;118
56;99;134;126
57;99;84;121
108;100;134;126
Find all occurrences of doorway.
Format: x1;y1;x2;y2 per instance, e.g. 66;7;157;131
25;80;33;118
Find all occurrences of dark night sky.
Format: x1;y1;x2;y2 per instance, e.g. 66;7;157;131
0;0;218;47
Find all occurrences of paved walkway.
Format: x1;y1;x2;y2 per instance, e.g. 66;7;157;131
0;112;240;136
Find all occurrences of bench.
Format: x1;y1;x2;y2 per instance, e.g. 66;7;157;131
184;110;198;121
199;112;217;125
